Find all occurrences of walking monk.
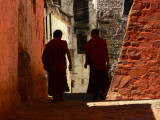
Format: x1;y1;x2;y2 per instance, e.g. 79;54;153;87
42;30;72;102
84;29;110;101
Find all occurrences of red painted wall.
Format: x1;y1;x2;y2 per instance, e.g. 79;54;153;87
0;0;20;116
0;0;47;116
107;0;160;100
18;0;47;100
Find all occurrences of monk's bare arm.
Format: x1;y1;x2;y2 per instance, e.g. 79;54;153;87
64;41;72;70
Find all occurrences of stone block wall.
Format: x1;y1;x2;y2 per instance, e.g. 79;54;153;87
0;0;20;117
98;0;124;19
107;0;160;100
18;0;48;101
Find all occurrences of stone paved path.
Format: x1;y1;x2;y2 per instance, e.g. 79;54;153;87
7;94;160;120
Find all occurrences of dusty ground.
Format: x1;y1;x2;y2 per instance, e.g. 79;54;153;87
6;94;160;120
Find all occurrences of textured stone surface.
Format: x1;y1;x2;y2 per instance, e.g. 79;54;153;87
118;76;132;88
110;75;123;88
107;0;160;100
0;0;20;116
128;51;141;60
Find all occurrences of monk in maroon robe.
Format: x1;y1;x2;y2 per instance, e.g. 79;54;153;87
84;29;110;101
42;30;72;102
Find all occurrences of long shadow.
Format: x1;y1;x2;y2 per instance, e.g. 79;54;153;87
9;94;156;120
63;93;93;101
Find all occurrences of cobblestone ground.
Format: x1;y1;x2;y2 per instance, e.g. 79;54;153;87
7;94;160;120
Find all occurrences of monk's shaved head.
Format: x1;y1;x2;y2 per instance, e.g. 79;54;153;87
91;29;99;35
53;30;62;38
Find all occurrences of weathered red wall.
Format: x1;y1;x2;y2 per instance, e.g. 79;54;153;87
107;0;160;100
0;0;21;116
18;0;48;101
0;0;47;117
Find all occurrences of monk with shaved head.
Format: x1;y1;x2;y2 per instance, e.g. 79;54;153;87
84;29;110;101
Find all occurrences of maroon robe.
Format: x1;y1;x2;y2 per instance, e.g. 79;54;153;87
42;38;69;95
85;36;110;93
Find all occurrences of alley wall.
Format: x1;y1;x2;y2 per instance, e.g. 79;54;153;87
0;0;20;115
107;0;160;100
0;0;48;116
18;0;48;101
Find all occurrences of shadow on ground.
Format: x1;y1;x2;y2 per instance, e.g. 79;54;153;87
8;94;156;120
63;93;93;101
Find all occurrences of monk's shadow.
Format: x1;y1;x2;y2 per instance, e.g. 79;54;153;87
63;93;94;101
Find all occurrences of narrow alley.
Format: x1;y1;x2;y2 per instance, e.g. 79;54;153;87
7;94;160;120
1;0;160;119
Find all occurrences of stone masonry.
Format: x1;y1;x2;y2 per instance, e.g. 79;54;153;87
107;0;160;100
